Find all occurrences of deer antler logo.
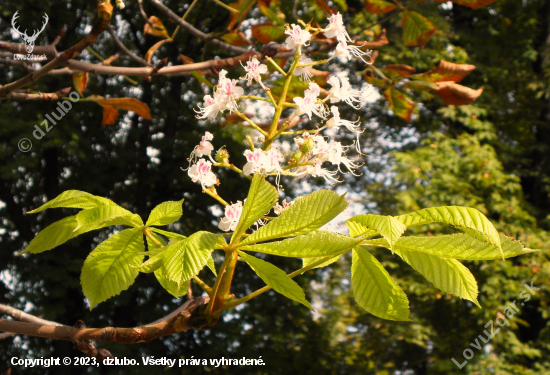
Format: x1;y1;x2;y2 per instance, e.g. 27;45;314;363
11;11;49;54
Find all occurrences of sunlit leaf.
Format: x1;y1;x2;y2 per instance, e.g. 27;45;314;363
27;190;115;214
73;73;89;96
352;247;410;321
144;16;170;38
227;0;255;29
145;39;171;63
81;228;144;308
434;81;484;105
401;10;437;48
417;60;476;83
346;214;407;250
365;0;397;14
383;86;415;122
146;199;184;227
252;24;285;44
385;64;416;77
87;95;152;120
238;251;313;309
221;31;252;46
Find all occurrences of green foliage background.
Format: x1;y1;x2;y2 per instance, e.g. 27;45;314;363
0;0;548;374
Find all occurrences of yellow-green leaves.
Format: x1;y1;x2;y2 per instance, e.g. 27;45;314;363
401;10;437;49
365;234;535;260
137;231;218;286
240;231;361;258
238;251;312;310
352;247;410;321
239;190;348;246
395;206;502;253
346;214;407;250
383;87;415;122
26;190;113;214
231;174;278;244
81;228;145;309
146;199;184;227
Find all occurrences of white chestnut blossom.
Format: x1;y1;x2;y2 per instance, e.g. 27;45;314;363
293;57;314;81
327;142;361;175
242;58;268;87
326;106;362;152
274;199;294;215
285;24;312;49
293;82;327;119
305;161;339;183
218;70;244;110
218;201;243;231
327;76;362;109
189;131;215;162
188;159;217;188
195;70;244;120
243;149;282;176
333;41;372;65
195;91;226;120
324;12;353;43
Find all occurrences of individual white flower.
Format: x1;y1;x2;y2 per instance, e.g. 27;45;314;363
293;57;314;81
188;159;217;188
189;131;215;162
285;24;312;49
293;83;327;119
312;135;331;161
327;142;361;175
195;91;226;120
273;199;294;215
327;106;363;152
327;76;362;109
218;69;244;111
324;12;352;43
333;41;372;65
218;201;243;231
242;58;268;87
305;161;339;183
243;149;282;175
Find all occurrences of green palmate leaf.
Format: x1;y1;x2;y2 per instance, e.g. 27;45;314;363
395;206;502;252
22;211;142;254
435;0;498;10
80;228;145;308
383;87;415;122
364;0;397;14
240;231;361;257
238;251;313;309
231;174;278;244
252;24;285;43
239;190;348;246
146;199;184;227
401;10;437;49
27;190;115;214
352;247;410;321
206;256;217;277
346;214;407;250
155;268;189;298
364;234;535;260
23;216;81;254
150;228;187;240
382;245;480;306
302;254;342;269
161;231;218;284
75;205;141;230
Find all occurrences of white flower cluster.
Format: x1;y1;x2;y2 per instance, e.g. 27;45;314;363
196;70;245;120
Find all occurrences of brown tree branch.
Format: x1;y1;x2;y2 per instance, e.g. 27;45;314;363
147;0;250;55
0;296;210;344
0;87;72;101
0;304;63;326
0;1;113;97
0;42;57;60
107;26;153;67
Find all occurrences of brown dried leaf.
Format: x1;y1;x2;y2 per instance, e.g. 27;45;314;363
145;39;171;63
73;72;89;96
353;29;389;50
89;95;152;120
385;64;416;77
419;60;476;83
101;105;119;126
144;16;170;38
434;81;484;105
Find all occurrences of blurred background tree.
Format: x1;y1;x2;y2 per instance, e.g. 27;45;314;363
0;0;548;374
